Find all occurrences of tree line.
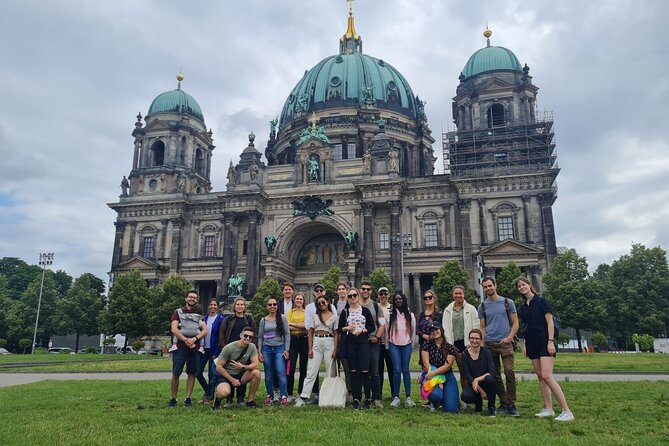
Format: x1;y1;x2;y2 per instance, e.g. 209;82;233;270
2;242;666;353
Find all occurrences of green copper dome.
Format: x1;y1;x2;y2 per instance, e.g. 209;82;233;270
279;52;420;129
462;44;522;79
148;86;204;122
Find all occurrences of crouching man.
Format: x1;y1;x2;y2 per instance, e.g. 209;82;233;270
212;326;261;409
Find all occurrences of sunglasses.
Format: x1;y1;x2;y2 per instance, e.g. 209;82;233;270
267;303;277;307
317;301;328;306
347;293;358;298
423;295;434;300
361;287;371;291
315;288;324;293
242;334;253;340
379;292;388;296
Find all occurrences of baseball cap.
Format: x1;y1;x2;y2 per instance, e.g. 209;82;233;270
377;287;389;294
428;322;442;331
313;283;325;291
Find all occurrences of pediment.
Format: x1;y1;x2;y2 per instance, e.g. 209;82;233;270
117;256;161;270
477;78;515;92
144;119;171;131
480;239;543;256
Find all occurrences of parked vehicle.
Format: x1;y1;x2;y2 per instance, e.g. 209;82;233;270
48;347;75;354
115;346;137;354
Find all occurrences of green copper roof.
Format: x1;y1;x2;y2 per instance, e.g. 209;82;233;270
280;52;419;129
462;45;522;79
148;87;204;122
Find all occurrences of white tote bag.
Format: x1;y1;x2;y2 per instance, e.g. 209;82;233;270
318;361;347;408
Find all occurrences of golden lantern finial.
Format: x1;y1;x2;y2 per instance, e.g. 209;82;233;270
344;0;359;40
483;23;492;46
176;69;184;89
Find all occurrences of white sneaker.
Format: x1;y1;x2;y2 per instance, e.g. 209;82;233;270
555;411;575;422
294;397;305;407
535;408;556;418
405;397;415;408
390;396;401;407
286;396;293;403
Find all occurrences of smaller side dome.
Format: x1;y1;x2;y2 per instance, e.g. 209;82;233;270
148;74;204;122
462;46;522;79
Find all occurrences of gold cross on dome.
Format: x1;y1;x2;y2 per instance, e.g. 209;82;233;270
309;112;318;129
347;0;354;14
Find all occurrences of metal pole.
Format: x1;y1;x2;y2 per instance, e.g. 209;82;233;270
32;252;54;354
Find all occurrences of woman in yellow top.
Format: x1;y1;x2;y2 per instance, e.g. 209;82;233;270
287;292;308;400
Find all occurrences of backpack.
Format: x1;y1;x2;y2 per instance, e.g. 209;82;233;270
481;298;520;351
176;308;202;337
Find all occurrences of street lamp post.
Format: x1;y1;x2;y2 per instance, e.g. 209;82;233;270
32;252;54;354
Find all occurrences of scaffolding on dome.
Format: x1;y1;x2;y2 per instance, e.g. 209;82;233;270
443;110;557;176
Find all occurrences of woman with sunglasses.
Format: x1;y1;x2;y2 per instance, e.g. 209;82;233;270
287;292;308;402
295;295;339;406
516;276;574;421
388;292;416;408
421;322;460;413
460;328;497;416
257;297;291;406
338;287;375;409
442;285;480;388
417;290;442;367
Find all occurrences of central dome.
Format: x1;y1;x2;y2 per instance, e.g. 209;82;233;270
279;12;420;130
148;85;204;122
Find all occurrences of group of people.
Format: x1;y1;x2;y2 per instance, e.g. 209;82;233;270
168;276;574;421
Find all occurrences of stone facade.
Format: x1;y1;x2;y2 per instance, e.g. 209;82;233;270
108;20;559;312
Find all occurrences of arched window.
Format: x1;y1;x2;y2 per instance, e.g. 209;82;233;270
487;104;506;128
195;148;204;176
150;141;165;166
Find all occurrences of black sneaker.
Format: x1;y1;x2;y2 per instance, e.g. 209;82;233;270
184;397;192;407
497;404;508;414
363;399;371;410
245;401;257;408
168;398;177;408
213;398;222;410
488;407;497;417
507;404;520;417
352;399;360;410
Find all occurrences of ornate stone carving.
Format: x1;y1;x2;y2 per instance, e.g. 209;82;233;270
227;274;244;297
264;235;277;255
291;196;334;220
344;231;359;251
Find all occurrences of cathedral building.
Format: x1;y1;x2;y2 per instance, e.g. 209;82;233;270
108;8;559;311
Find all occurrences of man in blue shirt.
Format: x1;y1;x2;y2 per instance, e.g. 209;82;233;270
478;277;520;416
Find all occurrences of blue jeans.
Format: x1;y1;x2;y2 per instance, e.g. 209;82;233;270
196;349;216;399
262;345;287;397
389;343;413;398
428;371;460;413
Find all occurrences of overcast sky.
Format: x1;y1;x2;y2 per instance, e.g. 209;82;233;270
1;0;668;282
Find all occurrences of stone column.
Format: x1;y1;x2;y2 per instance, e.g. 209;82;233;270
128;222;137;257
158;219;168;259
221;212;236;293
441;204;451;248
407;206;417;250
522;195;532;243
245;210;261;296
477;198;487;246
449;203;457;248
539;193;558;258
529;265;542;292
361;203;375;277
413;273;422;315
389;200;403;289
457;199;474;289
169;218;184;272
132;140;141;169
111;221;126;267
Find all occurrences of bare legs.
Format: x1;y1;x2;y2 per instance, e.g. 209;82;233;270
531;356;570;412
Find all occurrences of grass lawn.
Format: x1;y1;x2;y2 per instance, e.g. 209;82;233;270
2;351;668;373
0;380;667;445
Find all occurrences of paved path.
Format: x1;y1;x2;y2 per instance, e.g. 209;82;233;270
2;372;669;388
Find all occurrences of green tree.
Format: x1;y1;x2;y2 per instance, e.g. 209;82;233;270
543;249;606;351
606;244;669;347
495;262;524;306
6;273;60;349
0;274;9;341
321;265;342;302
365;268;395;299
53;270;73;297
0;257;42;297
55;273;105;352
432;260;471;310
0;338;6;348
249;278;282;324
18;338;32;354
590;332;608;351
147;273;192;335
99;271;150;349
